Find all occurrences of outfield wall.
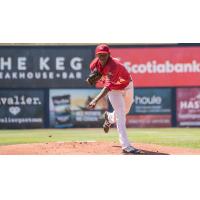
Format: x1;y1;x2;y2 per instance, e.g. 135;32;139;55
0;44;200;129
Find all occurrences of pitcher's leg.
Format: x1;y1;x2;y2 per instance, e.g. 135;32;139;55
108;91;131;148
124;82;134;114
107;83;134;124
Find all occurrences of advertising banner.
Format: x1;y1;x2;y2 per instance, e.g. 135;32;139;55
131;88;172;114
176;88;200;126
0;46;92;88
126;115;172;128
49;89;108;128
0;90;44;128
110;47;200;87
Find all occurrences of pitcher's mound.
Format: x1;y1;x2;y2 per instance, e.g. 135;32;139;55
0;142;200;155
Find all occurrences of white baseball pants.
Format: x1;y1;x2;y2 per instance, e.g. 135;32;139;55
107;81;134;149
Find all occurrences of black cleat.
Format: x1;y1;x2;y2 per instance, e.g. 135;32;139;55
122;146;141;154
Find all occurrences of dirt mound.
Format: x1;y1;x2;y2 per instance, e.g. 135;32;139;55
0;142;200;155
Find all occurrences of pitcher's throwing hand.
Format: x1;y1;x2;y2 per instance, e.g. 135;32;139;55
87;99;97;109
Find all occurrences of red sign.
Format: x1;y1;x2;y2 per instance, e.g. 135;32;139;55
126;115;172;128
176;88;200;127
110;47;200;87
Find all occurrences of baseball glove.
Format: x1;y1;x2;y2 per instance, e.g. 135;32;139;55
86;69;102;86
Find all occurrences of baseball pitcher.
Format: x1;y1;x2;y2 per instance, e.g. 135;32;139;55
86;44;140;154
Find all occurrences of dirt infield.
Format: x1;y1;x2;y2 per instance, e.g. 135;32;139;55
0;142;200;155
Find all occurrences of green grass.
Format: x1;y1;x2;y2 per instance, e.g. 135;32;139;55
0;128;200;149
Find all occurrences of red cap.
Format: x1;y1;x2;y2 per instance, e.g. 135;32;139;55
95;44;110;55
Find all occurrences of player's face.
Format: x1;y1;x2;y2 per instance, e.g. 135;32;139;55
97;53;110;66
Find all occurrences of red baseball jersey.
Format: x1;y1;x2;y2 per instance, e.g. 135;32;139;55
90;56;131;91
